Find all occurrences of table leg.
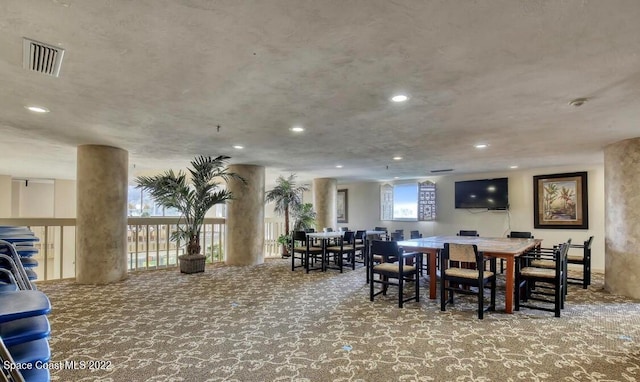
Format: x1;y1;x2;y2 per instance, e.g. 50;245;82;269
505;256;514;314
429;249;437;299
322;239;327;272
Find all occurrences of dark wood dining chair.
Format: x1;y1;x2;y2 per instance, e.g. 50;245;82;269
502;231;534;272
440;243;496;319
515;242;570;317
290;231;322;272
369;240;420;308
326;231;357;272
567;236;594;289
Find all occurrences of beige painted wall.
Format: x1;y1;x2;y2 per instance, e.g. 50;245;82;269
0;175;11;217
339;164;605;271
12;180;55;217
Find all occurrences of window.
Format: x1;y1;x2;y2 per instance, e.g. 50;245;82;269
393;183;418;221
127;185;226;217
381;181;436;221
127;186;183;217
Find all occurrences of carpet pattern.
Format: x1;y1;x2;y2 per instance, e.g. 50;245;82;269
37;259;640;381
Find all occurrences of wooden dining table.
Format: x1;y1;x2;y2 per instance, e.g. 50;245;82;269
306;231;345;271
397;235;542;313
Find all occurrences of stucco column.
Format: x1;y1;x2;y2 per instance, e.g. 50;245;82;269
604;137;640;298
313;178;337;231
76;145;128;284
226;164;265;266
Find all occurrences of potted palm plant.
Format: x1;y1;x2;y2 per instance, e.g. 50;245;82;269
135;155;244;274
293;203;317;231
265;174;309;257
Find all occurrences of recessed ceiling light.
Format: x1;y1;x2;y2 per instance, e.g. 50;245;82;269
393;156;403;160
232;145;244;150
394;176;400;179
474;144;489;149
336;165;343;168
510;165;519;169
290;126;304;132
25;105;49;113
390;94;409;103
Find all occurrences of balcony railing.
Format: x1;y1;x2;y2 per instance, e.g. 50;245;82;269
0;217;286;281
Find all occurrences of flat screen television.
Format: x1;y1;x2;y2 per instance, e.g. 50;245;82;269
454;178;509;209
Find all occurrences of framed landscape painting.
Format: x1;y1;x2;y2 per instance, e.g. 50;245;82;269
533;171;588;229
337;189;348;223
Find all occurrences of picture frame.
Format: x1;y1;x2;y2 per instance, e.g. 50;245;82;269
533;171;588;229
337;189;348;223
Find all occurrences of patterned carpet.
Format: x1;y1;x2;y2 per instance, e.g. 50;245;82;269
37;259;640;382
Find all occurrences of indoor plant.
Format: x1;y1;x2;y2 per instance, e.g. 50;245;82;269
265;174;309;257
292;202;317;231
135;155;244;273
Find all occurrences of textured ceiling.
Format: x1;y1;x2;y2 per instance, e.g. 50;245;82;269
1;1;640;186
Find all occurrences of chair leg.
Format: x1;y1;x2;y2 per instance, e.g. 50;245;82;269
478;281;484;319
366;258;370;284
305;253;310;274
440;278;446;312
490;280;496;311
398;274;404;308
369;270;375;302
584;261;590;288
515;277;522;311
555;281;562;317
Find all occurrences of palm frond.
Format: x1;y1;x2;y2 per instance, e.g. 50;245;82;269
134;155;244;255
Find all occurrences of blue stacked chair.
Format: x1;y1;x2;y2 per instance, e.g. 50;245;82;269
0;227;41;285
0;227;51;382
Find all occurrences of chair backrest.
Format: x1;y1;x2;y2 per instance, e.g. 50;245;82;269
557;242;570;272
508;231;533;239
458;230;479;237
343;231;355;243
304;228;315;233
410;230;421;239
374;226;388;233
585;236;594;249
325;227;334;232
445;243;479;263
339;227;349;232
292;230;307;244
390;231;403;241
370;240;400;262
355;230;366;240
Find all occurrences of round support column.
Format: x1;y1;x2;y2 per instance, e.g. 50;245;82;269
604;137;640;298
313;178;337;231
76;145;128;284
226;164;265;266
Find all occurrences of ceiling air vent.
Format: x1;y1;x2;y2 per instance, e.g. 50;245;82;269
430;169;454;173
22;38;65;77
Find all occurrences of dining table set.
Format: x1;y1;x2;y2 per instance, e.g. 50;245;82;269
396;235;541;314
298;229;541;314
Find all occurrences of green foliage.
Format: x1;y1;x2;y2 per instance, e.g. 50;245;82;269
277;234;291;246
135;155;245;255
265;174;309;235
293;203;317;231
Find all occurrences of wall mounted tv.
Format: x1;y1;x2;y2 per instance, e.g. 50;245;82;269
454;177;509;210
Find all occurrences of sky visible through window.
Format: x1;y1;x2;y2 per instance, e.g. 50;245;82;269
393;183;418;220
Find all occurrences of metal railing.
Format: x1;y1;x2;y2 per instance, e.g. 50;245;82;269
0;217;285;281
